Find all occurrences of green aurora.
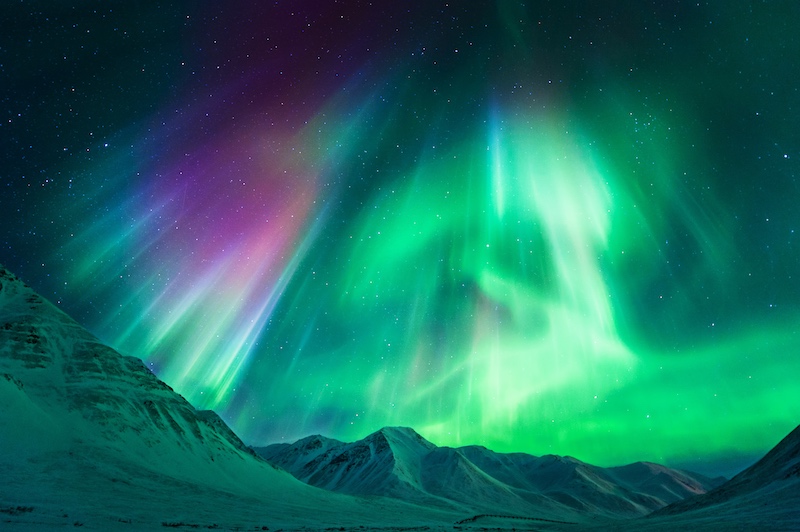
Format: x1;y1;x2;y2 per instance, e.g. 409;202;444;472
3;2;800;476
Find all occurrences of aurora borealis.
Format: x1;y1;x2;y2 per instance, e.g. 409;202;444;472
3;2;800;477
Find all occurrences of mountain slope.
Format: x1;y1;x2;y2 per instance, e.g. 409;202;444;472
0;266;457;530
257;426;456;510
257;426;725;520
256;433;345;470
646;424;800;529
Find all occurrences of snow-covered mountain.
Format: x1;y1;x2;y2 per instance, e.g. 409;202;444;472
0;266;456;530
256;426;725;520
2;263;797;530
645;423;800;529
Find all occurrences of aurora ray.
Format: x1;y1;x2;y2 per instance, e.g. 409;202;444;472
4;1;800;477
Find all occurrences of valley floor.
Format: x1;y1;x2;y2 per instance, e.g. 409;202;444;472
4;503;800;532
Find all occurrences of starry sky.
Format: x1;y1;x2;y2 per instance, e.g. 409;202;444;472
3;1;800;478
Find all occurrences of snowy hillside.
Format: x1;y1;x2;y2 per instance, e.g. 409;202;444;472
644;423;800;529
256;426;725;519
0;266;457;530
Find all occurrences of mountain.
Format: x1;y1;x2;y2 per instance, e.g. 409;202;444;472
4;262;794;530
256;426;725;520
257;427;459;510
0;266;456;530
645;424;800;530
256;433;346;470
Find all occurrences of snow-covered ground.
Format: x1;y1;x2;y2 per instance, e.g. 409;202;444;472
1;264;798;531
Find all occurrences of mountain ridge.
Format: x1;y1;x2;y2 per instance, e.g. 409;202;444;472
255;425;726;519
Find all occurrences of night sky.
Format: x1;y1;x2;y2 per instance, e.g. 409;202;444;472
3;2;800;477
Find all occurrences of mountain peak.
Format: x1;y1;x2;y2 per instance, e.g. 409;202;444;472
377;425;419;436
372;426;431;443
296;433;343;447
